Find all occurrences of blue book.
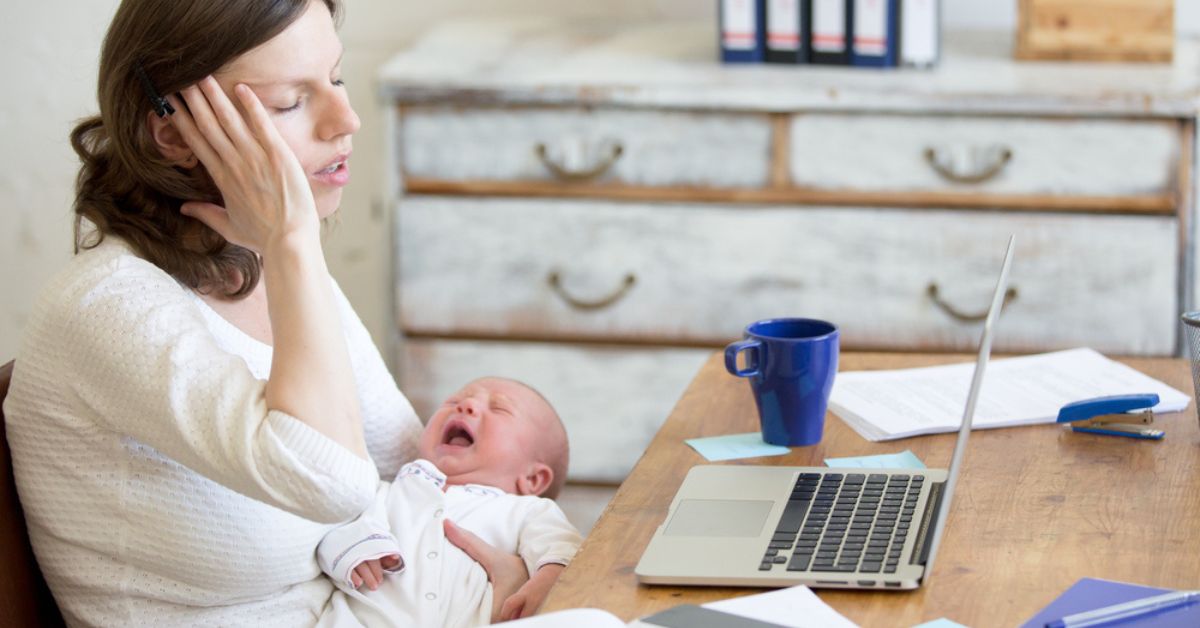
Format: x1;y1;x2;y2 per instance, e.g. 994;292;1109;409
850;0;898;66
1021;578;1200;628
720;0;767;63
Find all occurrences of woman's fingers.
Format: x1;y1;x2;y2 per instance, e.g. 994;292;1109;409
198;77;261;157
233;83;290;157
180;83;238;164
500;595;525;621
180;201;238;244
165;94;220;170
443;519;494;570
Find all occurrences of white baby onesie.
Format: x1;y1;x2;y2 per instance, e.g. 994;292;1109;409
318;460;582;628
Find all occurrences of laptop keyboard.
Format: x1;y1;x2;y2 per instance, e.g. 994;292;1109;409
759;472;923;574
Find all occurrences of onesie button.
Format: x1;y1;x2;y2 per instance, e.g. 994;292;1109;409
425;592;437;600
434;508;444;518
427;551;438;559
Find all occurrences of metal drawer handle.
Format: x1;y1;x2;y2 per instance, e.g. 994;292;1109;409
534;142;624;182
923;145;1013;184
927;282;1018;323
547;270;636;311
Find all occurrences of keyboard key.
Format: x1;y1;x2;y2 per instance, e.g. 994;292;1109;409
772;532;796;542
765;549;778;557
768;541;792;550
775;499;811;534
759;562;773;571
860;562;882;573
773;556;787;564
787;555;811;571
884;565;897;573
845;473;866;484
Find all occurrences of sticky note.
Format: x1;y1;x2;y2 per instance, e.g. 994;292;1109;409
685;432;791;461
911;619;967;628
824;449;926;469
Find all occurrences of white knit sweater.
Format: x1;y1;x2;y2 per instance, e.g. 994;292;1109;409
3;237;424;627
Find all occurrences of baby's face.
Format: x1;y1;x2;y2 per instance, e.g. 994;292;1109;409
418;378;553;493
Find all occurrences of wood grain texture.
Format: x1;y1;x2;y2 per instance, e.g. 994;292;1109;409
1017;0;1174;63
397;196;1179;355
540;352;1200;627
790;114;1181;200
397;338;710;483
403;177;1177;214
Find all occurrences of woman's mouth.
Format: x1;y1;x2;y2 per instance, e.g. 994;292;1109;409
312;154;351;187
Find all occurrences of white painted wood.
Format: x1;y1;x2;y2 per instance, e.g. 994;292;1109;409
397;338;711;482
400;105;772;188
790;114;1180;198
397;196;1178;355
378;18;1200;117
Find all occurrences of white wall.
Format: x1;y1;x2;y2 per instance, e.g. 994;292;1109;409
3;1;1199;360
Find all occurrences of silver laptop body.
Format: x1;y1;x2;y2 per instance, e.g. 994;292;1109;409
635;236;1015;590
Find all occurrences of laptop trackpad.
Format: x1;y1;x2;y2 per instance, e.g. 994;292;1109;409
664;499;773;537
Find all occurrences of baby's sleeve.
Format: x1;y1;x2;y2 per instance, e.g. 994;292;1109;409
515;498;584;575
317;486;405;591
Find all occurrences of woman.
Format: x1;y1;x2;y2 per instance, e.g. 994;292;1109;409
4;0;526;625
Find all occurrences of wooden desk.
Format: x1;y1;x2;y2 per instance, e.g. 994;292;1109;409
541;352;1200;627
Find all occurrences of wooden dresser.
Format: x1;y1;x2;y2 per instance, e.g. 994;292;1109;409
379;18;1200;483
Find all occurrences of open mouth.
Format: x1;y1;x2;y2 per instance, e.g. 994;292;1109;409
441;419;475;448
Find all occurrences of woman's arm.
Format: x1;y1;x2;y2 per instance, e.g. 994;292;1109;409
166;77;366;458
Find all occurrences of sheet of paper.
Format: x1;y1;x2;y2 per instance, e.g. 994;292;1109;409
829;348;1191;442
825;449;925;469
703;585;859;628
685;432;791;461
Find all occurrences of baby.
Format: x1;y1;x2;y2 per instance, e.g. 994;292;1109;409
317;377;582;627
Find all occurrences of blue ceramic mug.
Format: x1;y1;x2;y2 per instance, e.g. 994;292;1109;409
724;318;839;447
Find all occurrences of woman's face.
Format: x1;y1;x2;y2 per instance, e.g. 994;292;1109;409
214;0;359;218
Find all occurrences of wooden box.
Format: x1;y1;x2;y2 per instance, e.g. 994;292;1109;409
1016;0;1174;62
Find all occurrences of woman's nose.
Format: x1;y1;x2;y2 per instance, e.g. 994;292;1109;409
317;89;361;141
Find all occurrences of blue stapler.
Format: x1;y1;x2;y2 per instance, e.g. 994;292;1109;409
1056;393;1164;440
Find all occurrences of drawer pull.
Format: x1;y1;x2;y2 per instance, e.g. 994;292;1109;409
923;145;1012;184
927;282;1018;323
547;270;636;311
535;142;624;182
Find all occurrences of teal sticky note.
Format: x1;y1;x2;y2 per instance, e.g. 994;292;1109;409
824;449;926;469
911;619;967;628
685;433;791;461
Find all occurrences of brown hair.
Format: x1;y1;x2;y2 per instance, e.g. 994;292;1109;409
71;0;340;298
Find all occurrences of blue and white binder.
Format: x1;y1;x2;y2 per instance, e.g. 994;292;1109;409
720;0;767;63
809;0;851;65
765;0;810;64
851;0;898;66
899;0;940;67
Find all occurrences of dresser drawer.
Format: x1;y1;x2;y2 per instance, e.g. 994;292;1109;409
399;105;772;189
789;114;1181;204
397;196;1178;355
398;338;710;482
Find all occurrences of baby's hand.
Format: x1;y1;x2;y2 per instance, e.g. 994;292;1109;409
350;554;403;591
499;563;565;620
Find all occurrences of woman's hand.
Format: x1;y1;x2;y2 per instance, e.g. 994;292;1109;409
444;519;530;622
166;76;318;253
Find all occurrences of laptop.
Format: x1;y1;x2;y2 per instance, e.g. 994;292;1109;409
635;236;1016;590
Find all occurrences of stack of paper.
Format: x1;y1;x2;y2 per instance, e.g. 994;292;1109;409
828;348;1191;442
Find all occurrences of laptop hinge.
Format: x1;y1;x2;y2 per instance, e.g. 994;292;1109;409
910;481;945;566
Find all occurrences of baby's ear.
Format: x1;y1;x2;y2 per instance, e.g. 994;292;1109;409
516;462;553;497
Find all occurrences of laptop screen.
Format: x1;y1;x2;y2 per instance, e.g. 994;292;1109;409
921;235;1016;580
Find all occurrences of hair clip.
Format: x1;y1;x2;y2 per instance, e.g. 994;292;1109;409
134;61;175;118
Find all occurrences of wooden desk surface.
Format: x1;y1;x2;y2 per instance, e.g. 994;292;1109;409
541;352;1200;627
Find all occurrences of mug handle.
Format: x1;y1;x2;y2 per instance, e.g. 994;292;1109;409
724;339;762;377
